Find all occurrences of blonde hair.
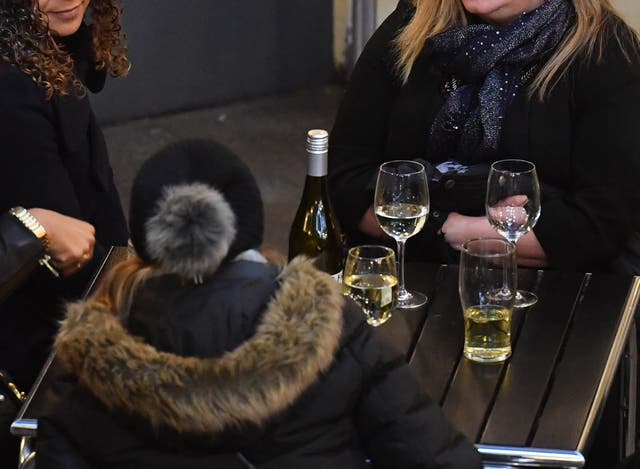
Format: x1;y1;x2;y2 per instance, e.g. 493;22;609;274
90;256;155;322
395;0;640;99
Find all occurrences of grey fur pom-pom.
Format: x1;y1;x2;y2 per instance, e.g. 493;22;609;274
145;183;236;278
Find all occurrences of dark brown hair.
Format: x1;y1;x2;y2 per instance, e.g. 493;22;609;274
0;0;129;99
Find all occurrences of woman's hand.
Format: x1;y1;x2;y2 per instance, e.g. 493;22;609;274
441;212;549;267
358;205;386;238
441;213;495;250
29;208;96;277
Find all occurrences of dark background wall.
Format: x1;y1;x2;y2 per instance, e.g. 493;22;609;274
92;0;334;123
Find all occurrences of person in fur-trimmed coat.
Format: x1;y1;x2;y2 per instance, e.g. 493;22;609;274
35;139;482;469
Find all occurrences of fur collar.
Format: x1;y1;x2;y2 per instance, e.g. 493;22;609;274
55;257;344;435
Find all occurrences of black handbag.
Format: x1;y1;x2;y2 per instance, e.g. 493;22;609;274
418;159;491;217
0;369;25;431
0;370;25;467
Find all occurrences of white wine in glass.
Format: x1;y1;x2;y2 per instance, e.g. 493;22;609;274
486;159;541;308
343;245;398;326
375;160;429;309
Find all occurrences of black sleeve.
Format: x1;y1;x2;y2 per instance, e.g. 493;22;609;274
534;33;640;271
0;212;44;303
0;71;84;217
346;307;482;469
37;418;94;469
37;387;251;469
328;2;409;238
0;69;113;295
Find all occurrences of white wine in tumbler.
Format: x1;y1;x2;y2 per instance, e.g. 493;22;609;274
343;273;398;326
464;305;511;362
459;238;516;363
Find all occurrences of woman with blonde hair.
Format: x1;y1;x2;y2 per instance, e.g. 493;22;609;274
329;0;640;272
0;0;129;412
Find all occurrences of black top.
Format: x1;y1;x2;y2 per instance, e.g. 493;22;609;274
329;1;640;272
0;25;128;388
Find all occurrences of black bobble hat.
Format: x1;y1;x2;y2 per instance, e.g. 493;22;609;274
129;139;264;277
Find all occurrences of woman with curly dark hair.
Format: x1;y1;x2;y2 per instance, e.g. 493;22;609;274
0;0;130;463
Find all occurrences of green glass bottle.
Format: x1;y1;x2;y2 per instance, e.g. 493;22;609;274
288;129;345;280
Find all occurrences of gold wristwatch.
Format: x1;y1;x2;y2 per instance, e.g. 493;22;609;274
9;207;59;278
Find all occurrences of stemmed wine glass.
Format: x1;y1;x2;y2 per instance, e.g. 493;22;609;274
374;160;430;309
486;159;541;308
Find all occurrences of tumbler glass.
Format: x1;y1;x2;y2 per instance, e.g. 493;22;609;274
459;238;517;363
343;245;398;326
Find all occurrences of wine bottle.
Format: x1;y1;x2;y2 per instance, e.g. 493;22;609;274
288;129;345;280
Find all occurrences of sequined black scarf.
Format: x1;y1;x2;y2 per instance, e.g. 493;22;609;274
427;0;574;163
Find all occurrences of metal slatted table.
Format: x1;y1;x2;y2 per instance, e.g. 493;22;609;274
406;264;639;468
11;250;640;468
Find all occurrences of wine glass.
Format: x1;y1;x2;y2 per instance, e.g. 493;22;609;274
343;245;398;326
374;160;429;309
486;159;541;308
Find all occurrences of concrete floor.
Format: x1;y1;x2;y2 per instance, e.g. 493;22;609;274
103;85;344;255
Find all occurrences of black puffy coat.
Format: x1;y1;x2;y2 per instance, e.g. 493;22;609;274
37;256;481;469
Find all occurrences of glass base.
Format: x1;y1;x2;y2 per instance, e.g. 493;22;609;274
365;312;392;327
514;289;538;308
464;346;511;364
397;289;427;309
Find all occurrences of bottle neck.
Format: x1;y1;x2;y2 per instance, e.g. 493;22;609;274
307;150;327;177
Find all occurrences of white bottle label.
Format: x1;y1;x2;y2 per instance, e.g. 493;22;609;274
331;270;343;284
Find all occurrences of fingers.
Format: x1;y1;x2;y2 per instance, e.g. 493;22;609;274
26;209;97;277
58;249;94;277
439;215;461;250
50;236;94;266
440;213;491;252
487;205;528;226
494;195;528;207
52;248;94;276
443;232;463;251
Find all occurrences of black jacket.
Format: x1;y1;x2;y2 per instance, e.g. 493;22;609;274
329;1;640;272
37;256;481;469
0;25;128;389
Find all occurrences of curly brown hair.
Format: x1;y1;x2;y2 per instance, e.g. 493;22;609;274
0;0;129;99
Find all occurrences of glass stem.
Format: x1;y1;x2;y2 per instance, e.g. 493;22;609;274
507;237;522;298
396;238;409;299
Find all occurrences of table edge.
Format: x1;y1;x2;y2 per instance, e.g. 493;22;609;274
577;275;640;452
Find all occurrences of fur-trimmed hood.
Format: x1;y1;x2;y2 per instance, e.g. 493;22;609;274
55;257;344;435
